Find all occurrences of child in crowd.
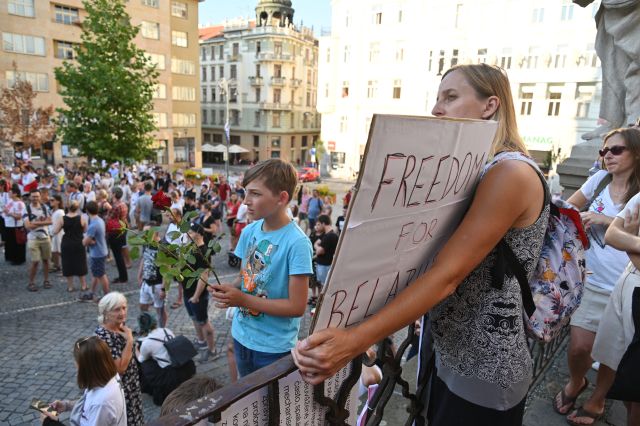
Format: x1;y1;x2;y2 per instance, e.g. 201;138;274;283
138;227;167;328
81;201;109;301
210;159;313;377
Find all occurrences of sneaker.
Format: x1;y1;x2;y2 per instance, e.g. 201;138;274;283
78;292;94;302
192;339;207;349
199;350;215;363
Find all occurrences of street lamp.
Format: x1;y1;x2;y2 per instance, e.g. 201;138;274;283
217;78;235;181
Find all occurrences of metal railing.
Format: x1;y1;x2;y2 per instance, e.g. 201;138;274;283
148;323;569;426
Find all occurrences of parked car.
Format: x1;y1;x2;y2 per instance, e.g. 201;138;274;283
297;167;321;182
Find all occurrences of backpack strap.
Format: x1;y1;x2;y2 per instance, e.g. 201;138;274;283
581;173;612;212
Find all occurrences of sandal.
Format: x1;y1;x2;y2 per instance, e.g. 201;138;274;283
170;301;182;309
566;407;603;426
43;280;52;289
553;378;589;415
67;287;76;292
27;283;38;292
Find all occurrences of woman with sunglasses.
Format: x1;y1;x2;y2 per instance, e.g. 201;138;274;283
95;292;143;425
42;336;126;425
553;128;640;424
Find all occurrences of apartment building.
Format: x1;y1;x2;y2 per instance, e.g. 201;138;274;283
0;0;204;167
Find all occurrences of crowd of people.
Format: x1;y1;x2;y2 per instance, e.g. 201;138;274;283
12;64;640;426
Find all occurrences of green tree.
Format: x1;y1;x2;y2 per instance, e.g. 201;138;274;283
54;0;158;163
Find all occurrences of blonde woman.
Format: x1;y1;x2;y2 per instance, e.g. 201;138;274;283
294;64;548;425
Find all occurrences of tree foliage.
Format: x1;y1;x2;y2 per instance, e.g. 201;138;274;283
0;64;55;150
54;0;159;163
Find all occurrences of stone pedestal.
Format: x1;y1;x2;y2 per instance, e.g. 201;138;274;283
556;138;602;199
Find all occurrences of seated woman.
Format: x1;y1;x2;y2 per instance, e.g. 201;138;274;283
43;336;126;425
136;312;196;406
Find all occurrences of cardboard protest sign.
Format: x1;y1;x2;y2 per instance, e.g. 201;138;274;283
312;115;497;332
214;386;269;426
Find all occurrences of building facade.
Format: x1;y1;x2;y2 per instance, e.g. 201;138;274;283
318;0;603;179
199;0;320;166
0;0;203;168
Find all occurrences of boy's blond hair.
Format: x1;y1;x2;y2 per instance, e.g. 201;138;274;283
242;159;298;202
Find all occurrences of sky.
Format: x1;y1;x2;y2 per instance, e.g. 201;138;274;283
199;0;332;35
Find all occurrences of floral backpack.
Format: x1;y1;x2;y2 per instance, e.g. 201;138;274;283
489;152;589;343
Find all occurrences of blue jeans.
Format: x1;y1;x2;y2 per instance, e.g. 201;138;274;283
233;338;289;378
316;264;331;286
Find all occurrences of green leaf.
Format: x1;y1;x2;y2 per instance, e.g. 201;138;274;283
186;254;196;265
129;246;140;260
128;236;146;246
179;221;191;233
185;277;196;289
213;242;222;254
183;211;199;222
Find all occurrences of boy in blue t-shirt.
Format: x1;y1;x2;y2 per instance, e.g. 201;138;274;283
210;159;313;377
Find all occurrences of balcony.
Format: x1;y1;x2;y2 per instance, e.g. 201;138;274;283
226;53;242;62
249;76;264;86
270;76;286;86
257;52;293;62
260;102;293;111
289;78;302;88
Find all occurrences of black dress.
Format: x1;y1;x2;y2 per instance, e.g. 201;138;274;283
61;215;87;277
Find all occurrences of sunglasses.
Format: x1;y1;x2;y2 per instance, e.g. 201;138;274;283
599;146;627;157
75;336;93;349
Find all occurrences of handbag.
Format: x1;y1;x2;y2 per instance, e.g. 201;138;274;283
15;227;27;245
607;287;640;402
149;329;197;367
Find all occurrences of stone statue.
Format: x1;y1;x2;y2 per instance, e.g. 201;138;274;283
574;0;640;139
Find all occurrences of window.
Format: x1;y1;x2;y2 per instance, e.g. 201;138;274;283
209;110;215;123
398;9;403;23
254;112;261;127
143;0;159;7
273;88;281;103
172;113;196;127
171;58;195;75
274;64;282;78
152;112;167;128
8;0;34;17
172;86;195;101
255;64;261;78
211;87;216;102
141;21;160;40
367;80;378;98
54;5;79;25
230;64;237;79
455;4;463;28
395;43;404;62
500;48;512;69
477;48;488;64
393;79;402;99
256;41;261;55
232;42;239;56
546;84;563;116
152;83;166;99
525;46;540;69
219;45;223;60
5;70;48;92
274;42;282;55
253;135;260;147
255;88;261;102
219;110;225;125
342;81;349;98
373;9;382;25
326;47;331;63
345;12;350;27
343;45;350;63
210;65;215;81
202;88;207;102
272;112;281;128
340;116;348;133
575;83;596;118
219;65;224;78
2;33;45;56
290;112;295;128
201;66;206;81
171;31;187;47
451;49;459;67
369;42;380;62
306;90;311;107
437;50;445;75
532;8;544;23
231;110;239;126
174;144;188;162
213;133;223;143
271;137;281;148
230;87;237;103
324;83;329;98
519;84;534;115
55;40;76;59
145;53;165;70
561;0;574;21
171;1;187;18
428;50;433;71
554;44;568;68
290;90;295;104
306;69;312;84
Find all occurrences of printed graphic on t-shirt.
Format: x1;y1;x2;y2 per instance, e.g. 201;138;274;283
589;196;606;248
240;237;279;318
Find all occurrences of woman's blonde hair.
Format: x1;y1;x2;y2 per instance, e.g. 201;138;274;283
442;64;528;157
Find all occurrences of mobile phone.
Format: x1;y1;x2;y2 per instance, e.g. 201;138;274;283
29;398;58;417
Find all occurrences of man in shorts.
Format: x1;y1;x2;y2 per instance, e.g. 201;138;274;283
82;201;109;301
24;190;52;292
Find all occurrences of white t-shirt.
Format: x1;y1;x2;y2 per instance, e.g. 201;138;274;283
580;170;630;292
617;192;640;228
137;328;175;369
236;203;248;223
165;223;187;245
70;375;127;426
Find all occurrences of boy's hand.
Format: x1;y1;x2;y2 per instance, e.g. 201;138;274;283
210;284;245;308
